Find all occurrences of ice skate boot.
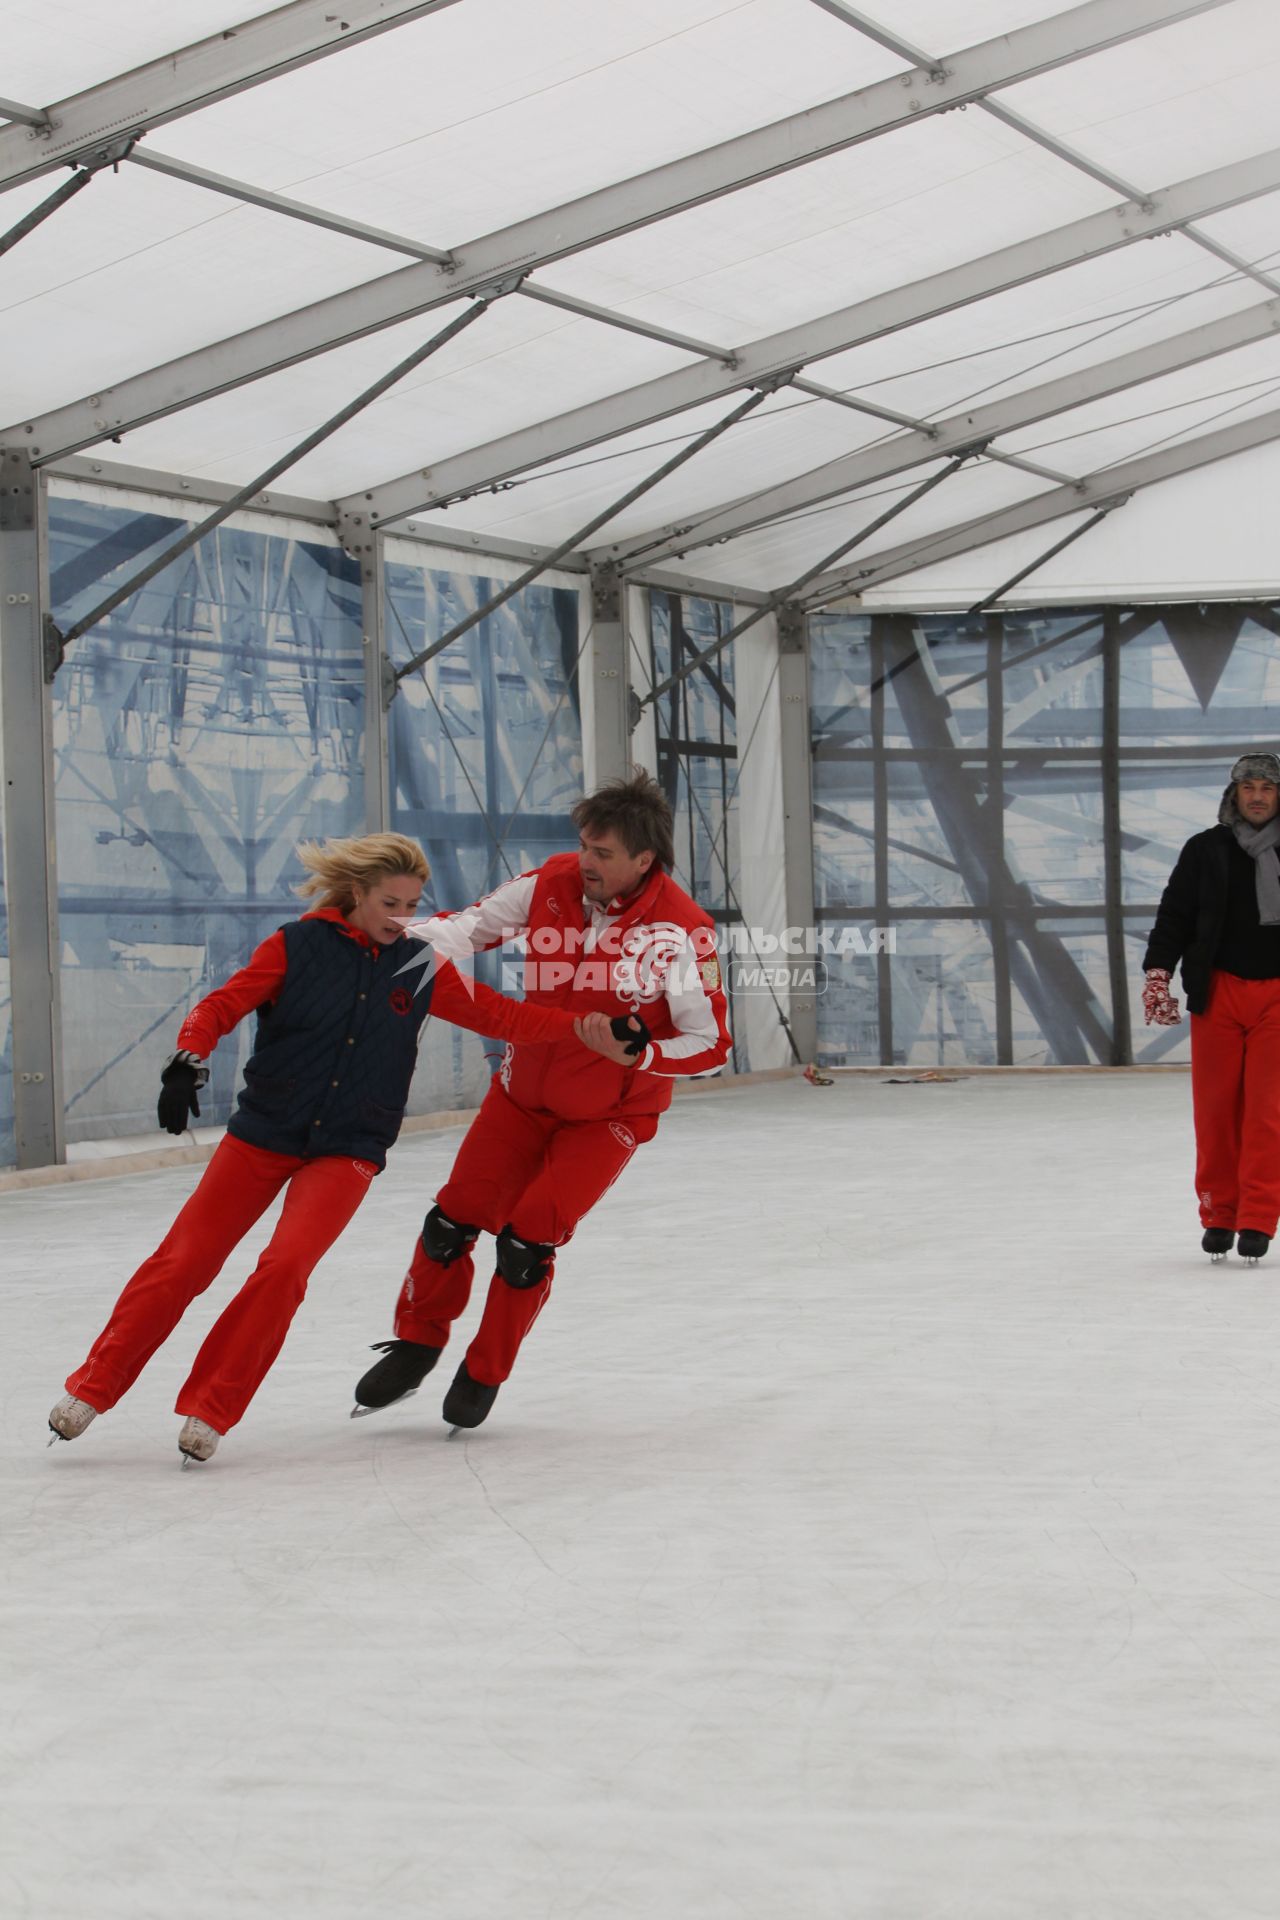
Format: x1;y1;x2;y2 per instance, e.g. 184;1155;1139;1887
47;1394;99;1445
178;1416;221;1465
351;1339;442;1416
1237;1230;1271;1265
1202;1228;1235;1261
442;1361;499;1432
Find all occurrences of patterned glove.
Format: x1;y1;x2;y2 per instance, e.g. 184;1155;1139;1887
610;1013;652;1057
157;1050;210;1134
1142;968;1182;1027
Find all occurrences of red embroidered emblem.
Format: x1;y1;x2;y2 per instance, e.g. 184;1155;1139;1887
389;987;413;1015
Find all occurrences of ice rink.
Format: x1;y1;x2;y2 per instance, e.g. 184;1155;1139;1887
5;1069;1280;1920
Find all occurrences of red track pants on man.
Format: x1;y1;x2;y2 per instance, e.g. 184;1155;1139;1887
393;1079;656;1384
67;1134;375;1432
1191;971;1280;1235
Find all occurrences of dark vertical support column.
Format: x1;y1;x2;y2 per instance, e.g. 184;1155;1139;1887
778;603;818;1063
337;507;391;832
0;450;64;1165
1101;607;1131;1065
986;615;1013;1064
869;616;893;1065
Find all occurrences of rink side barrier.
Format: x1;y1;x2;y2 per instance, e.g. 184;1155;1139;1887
0;1066;799;1194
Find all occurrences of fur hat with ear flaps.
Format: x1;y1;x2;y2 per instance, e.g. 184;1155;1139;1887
1218;750;1280;826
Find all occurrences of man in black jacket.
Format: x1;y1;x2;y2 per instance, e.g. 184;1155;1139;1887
1143;750;1280;1262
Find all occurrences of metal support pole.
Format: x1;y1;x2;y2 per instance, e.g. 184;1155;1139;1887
639;448;980;715
966;501;1128;614
777;604;818;1063
48;289;505;671
0;167;95;257
0;134;136;260
586;562;631;786
392;381;784;686
338;508;392;830
0;450;64;1166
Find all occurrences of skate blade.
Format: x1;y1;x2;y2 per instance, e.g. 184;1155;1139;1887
349;1388;417;1420
47;1431;66;1447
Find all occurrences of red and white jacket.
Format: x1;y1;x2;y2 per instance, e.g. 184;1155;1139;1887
407;851;732;1122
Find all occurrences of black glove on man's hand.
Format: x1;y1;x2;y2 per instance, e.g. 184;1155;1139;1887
610;1014;652;1058
157;1051;209;1135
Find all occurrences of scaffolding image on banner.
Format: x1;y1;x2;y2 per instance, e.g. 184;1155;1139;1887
384;551;584;1111
811;603;1280;1068
44;492;366;1146
648;589;751;1072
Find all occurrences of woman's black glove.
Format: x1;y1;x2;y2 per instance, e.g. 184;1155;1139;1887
157;1051;210;1135
610;1014;652;1058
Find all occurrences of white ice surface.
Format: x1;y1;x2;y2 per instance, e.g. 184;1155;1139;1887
5;1073;1280;1920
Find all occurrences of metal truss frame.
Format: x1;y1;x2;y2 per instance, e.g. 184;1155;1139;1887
9;0;1280;1162
0;0;466;193
338;142;1280;531
798;399;1280;607
4;0;1220;465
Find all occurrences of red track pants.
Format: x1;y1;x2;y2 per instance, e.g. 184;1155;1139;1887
1190;971;1280;1235
67;1135;376;1432
393;1079;656;1384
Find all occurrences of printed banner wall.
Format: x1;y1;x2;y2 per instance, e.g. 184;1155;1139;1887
811;604;1280;1067
0;491;585;1166
384;549;583;1114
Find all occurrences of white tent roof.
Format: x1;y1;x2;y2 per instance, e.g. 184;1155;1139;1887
5;0;1280;605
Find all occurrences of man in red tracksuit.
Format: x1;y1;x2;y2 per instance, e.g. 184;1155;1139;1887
353;768;732;1429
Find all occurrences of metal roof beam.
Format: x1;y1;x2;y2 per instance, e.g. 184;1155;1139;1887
338;141;1280;528
820;1;1280;300
5;0;1223;460
116;147;1067;500
797;404;1280;604
602;295;1280;565
0;0;466;195
127;149;451;261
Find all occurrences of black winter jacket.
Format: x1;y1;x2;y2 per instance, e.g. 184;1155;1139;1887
1143;824;1246;1015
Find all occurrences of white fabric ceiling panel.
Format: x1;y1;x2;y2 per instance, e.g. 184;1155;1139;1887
0;169;394;425
993;330;1280;474
383;385;879;550
997;0;1280;189
148;0;898;245
110;297;697;495
854;436;1280;606
864;0;1068;47
673;452;1049;592
807;237;1268;428
545;109;1116;348
4;0;249;102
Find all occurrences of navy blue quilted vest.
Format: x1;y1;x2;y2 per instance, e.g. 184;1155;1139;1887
228;918;434;1170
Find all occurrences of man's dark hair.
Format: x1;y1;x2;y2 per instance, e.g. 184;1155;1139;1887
572;768;675;872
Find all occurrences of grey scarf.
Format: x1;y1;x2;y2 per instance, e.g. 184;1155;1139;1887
1225;806;1280;925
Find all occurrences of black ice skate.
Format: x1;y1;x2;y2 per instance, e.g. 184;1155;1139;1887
1237;1230;1271;1265
1202;1228;1235;1261
351;1339;442;1416
442;1361;499;1431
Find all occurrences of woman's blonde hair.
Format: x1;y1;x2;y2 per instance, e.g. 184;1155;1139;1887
295;832;429;915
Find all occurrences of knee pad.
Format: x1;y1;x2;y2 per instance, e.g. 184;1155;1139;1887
422;1205;479;1268
495;1225;554;1291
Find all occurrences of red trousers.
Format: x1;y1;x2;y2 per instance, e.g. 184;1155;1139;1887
393;1080;656;1384
1191;972;1280;1235
67;1135;375;1432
